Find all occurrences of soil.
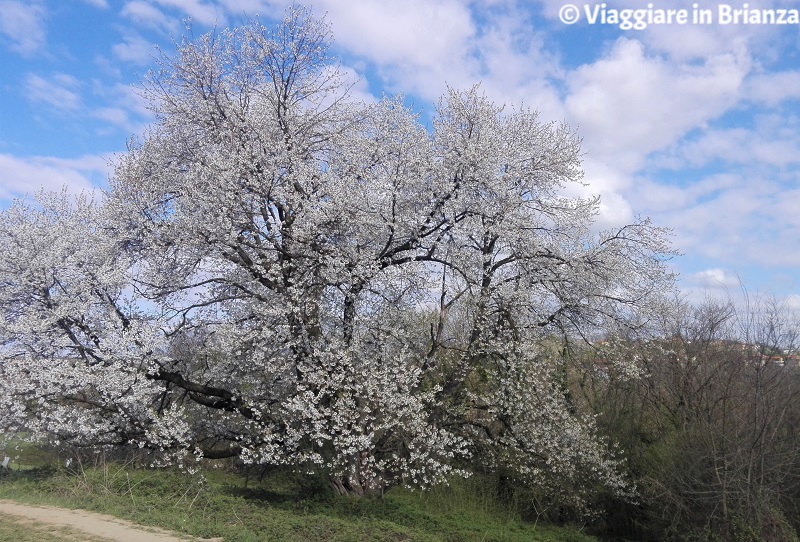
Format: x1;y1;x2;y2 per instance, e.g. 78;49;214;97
0;500;223;542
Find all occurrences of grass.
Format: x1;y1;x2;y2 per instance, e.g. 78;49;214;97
0;439;598;542
0;513;114;542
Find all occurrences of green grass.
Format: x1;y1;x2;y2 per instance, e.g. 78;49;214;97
0;440;598;542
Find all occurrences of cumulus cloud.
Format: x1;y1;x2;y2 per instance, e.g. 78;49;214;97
634;169;800;270
112;33;157;65
745;71;800;107
318;0;474;68
2;0;797;302
565;37;748;172
122;0;224;31
246;0;562;116
630;173;741;213
692;268;741;289
645;110;800;178
310;0;478;103
0;154;111;201
92;107;135;134
121;1;174;32
0;0;46;56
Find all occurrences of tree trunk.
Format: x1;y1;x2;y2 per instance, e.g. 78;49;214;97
328;452;384;497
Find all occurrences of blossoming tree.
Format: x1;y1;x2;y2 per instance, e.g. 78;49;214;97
0;7;674;503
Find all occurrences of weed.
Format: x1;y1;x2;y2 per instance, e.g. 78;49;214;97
0;442;598;542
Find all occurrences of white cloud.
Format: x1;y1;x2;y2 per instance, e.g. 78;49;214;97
89;81;154;136
24;73;83;112
93;107;133;131
318;0;474;68
453;8;564;120
0;1;46;56
635;170;800;270
644;24;739;61
0;154;111;201
108;82;152;119
642;15;760;62
319;65;377;106
593;190;633;231
565;37;748;172
218;0;281;18
556;33;755;237
555;0;776;64
310;1;565;123
630;173;741;213
152;0;225;26
692;268;741;289
313;1;476;105
112;34;157;65
745;70;800;107
663;115;800;169
534;0;574;19
121;1;173;32
563;159;634;230
93;54;122;79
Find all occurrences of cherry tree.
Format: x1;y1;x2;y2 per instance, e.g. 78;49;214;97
0;7;674;503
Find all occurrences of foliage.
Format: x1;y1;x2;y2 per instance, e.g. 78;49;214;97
0;443;599;542
575;294;800;541
0;6;675;507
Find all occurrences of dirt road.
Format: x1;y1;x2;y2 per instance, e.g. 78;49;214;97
0;500;222;542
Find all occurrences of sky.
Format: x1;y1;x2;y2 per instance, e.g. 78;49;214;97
0;0;799;307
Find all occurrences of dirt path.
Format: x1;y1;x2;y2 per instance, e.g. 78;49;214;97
0;500;222;542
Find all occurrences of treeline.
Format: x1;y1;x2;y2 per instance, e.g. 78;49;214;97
565;295;800;540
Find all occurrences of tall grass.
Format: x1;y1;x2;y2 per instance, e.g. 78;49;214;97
0;440;597;542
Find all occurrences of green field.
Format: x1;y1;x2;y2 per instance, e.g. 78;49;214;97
0;442;597;542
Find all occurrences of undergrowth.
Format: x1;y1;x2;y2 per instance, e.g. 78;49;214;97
0;440;597;542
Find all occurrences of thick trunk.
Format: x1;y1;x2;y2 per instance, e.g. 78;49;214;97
328;452;384;497
329;476;367;497
329;475;385;497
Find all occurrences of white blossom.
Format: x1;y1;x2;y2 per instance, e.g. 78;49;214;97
0;7;674;502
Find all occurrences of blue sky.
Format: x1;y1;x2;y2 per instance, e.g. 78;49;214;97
1;0;799;306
